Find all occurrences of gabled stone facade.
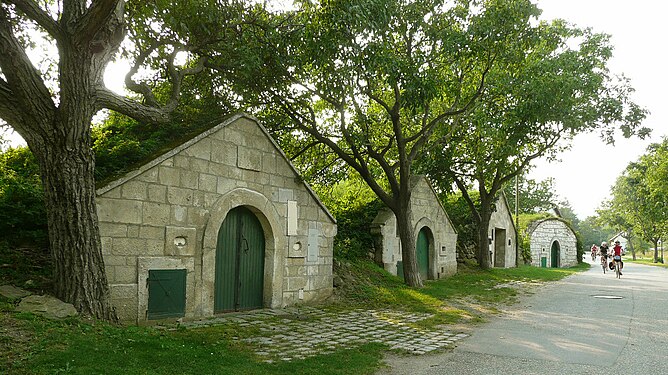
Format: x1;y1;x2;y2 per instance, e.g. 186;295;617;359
487;193;517;268
527;218;577;268
96;114;336;323
371;176;457;280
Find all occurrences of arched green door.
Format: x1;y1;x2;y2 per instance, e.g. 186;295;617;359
550;241;560;268
215;206;265;312
417;228;430;280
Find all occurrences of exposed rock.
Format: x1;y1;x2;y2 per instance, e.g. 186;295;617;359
16;295;78;319
0;285;32;299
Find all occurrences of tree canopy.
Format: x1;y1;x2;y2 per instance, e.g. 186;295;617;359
417;15;649;267
599;138;668;262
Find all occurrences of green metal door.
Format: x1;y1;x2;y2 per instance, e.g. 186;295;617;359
551;241;560;268
147;269;186;320
215;206;265;312
417;228;430;280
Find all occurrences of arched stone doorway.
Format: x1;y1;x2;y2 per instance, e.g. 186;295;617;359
202;188;286;317
551;240;561;268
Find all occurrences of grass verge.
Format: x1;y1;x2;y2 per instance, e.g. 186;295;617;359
1;260;589;374
331;260;590;328
624;257;668;268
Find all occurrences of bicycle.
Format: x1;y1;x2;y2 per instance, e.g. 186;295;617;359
600;254;607;274
613;255;622;278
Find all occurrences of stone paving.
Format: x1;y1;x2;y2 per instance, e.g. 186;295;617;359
181;306;469;362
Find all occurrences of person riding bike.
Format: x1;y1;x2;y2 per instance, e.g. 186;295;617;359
599;241;609;258
599;241;609;272
591;244;598;260
613;240;624;275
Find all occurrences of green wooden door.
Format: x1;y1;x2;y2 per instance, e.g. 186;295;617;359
551;241;560;268
215;206;265;312
147;269;186;320
417;228;430;280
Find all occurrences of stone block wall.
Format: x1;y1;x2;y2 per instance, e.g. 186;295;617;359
372;176;458;279
529;219;577;268
488;194;517;268
96;114;336;323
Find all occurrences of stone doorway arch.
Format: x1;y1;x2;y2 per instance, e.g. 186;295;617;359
202;188;286;316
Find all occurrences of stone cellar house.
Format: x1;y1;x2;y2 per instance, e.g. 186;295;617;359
370;176;458;280
487;193;517;268
96;114;337;323
527;217;577;268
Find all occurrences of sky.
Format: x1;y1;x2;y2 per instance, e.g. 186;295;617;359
2;0;665;219
529;0;668;218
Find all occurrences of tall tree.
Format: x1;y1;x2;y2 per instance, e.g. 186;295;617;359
0;0;257;319
232;0;544;286
503;176;556;214
602;140;668;262
419;19;649;268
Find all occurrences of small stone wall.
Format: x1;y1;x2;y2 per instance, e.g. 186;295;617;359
528;218;577;268
96;114;336;323
371;176;457;279
487;194;517;268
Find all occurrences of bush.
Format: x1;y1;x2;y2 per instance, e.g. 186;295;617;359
0;148;47;247
314;180;384;260
93;112;225;185
440;192;482;264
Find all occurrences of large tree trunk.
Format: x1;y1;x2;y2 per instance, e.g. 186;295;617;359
477;202;493;269
30;35;117;320
653;240;659;263
32;126;117;321
395;198;422;288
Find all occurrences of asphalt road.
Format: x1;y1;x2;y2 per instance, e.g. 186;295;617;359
381;258;668;375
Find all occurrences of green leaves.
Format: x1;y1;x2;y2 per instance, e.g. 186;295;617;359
601;139;668;251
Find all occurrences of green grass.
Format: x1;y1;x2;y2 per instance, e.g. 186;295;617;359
1;260;589;374
1;307;384;375
624;257;668;268
333;260;590;328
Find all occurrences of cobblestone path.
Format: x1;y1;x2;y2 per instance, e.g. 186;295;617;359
181;306;468;362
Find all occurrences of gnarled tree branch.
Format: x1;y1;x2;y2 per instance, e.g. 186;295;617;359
5;0;62;40
95;87;171;124
0;6;56;130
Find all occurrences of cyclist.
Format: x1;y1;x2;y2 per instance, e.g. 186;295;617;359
599;241;609;272
613;240;624;275
591;244;598;260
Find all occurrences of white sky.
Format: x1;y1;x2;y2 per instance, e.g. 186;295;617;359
529;0;668;219
2;0;665;219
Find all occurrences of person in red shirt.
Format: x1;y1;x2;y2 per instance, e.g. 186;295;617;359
613;240;624;275
590;244;598;260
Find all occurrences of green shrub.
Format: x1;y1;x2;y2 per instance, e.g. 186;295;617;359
93;112;226;185
314;180;384;260
441;192;480;257
0;148;47;247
